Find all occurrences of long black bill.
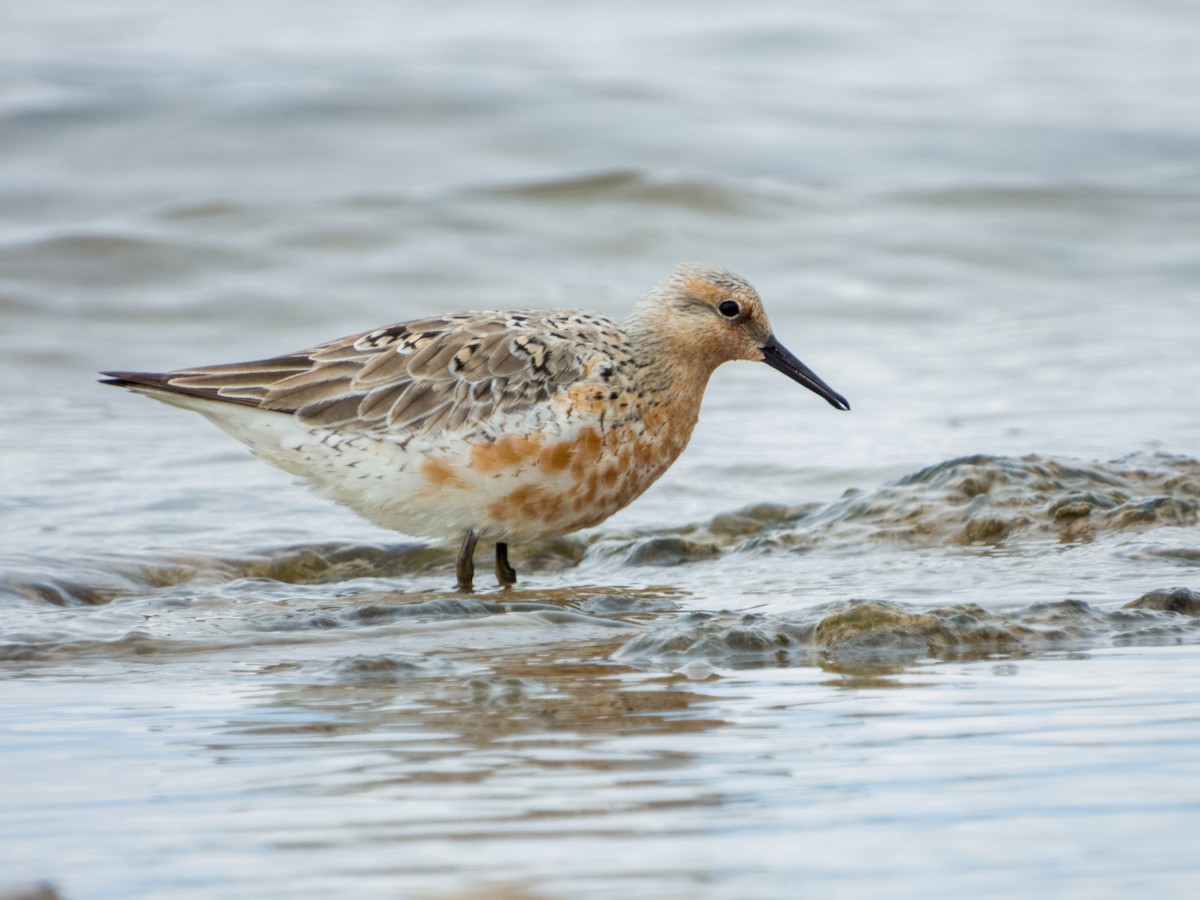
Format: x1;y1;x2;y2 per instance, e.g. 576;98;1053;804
760;334;850;411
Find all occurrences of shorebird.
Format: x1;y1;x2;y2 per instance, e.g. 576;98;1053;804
102;264;849;590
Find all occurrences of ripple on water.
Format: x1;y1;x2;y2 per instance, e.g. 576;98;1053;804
319;654;467;685
792;452;1200;549
0;232;263;290
581;453;1200;569
472;168;783;217
4;452;1193;610
614;594;1200;668
2;453;1197;669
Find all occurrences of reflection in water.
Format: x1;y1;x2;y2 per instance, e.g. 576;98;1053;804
237;641;724;754
195;638;733;880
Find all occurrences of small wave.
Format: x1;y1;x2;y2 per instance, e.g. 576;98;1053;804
318;654;467;685
0;231;260;290
0;630;182;662
620;452;1199;559
884;182;1200;214
473;169;774;215
615;590;1200;668
4;454;1194;619
1126;586;1200;615
0;540;586;608
798;452;1199;549
0;574;125;608
256;594;618;632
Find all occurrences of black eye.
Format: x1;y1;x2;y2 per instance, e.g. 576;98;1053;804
717;299;740;318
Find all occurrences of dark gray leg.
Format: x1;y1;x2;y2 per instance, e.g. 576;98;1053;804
495;541;517;588
456;530;478;592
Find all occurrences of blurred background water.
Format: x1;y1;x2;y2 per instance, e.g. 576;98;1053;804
2;1;1199;898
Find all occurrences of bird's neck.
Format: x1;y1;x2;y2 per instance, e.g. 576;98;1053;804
624;315;721;416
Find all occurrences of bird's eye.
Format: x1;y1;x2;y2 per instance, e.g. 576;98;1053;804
717;299;740;318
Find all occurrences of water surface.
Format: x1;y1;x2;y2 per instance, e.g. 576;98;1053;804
2;2;1200;897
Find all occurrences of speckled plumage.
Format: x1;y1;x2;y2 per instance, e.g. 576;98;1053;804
103;264;848;589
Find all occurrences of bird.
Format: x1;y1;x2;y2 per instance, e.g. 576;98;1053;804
101;264;849;591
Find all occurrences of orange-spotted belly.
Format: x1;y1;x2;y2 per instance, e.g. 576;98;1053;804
413;411;695;543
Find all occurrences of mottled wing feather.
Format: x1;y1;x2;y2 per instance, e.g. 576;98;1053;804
130;311;619;437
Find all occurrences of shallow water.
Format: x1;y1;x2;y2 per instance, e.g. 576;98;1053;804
3;1;1200;897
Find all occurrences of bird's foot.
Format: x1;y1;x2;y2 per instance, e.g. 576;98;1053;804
495;541;517;588
455;529;478;592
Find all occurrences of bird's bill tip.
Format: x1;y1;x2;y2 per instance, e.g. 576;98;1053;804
759;336;850;411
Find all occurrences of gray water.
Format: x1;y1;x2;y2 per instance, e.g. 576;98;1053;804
3;2;1200;898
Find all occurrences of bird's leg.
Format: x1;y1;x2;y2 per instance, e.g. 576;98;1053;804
456;529;478;592
494;541;517;588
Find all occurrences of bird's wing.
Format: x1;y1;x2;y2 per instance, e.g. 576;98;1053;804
102;311;621;437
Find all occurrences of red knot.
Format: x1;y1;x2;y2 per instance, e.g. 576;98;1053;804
102;264;849;590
